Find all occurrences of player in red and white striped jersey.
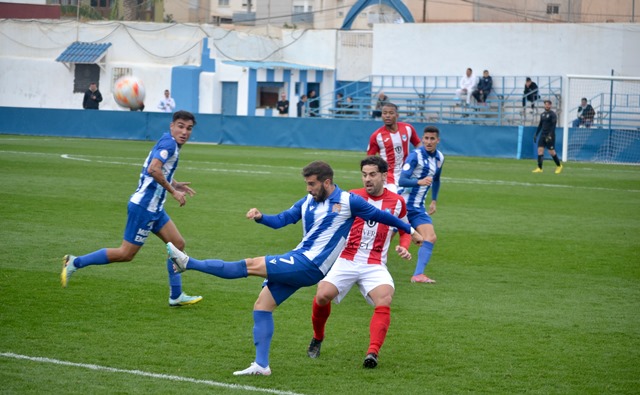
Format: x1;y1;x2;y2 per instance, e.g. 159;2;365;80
366;103;421;193
307;155;413;369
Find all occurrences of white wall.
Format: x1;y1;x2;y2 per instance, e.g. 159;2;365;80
1;19;638;112
372;23;640;77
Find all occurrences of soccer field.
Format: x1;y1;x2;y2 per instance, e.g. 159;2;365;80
1;135;639;395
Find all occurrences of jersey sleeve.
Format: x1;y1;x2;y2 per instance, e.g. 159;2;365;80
256;197;304;229
398;152;419;187
409;126;421;147
349;193;411;234
153;136;176;163
367;132;380;155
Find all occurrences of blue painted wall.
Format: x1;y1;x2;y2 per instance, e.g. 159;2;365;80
0;107;564;161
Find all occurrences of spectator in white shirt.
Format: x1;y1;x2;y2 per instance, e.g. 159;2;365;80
158;89;176;113
455;68;477;105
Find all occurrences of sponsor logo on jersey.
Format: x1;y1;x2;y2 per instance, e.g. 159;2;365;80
160;149;169;160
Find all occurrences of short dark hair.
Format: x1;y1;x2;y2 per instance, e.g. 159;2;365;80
526;77;532;82
302;161;334;182
360;156;388;174
424;125;440;136
382;102;398;111
581;97;588;101
173;110;196;126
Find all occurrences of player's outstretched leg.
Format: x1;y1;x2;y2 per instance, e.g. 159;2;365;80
232;362;271;376
60;255;78;288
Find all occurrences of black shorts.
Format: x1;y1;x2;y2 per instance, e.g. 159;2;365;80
538;133;556;150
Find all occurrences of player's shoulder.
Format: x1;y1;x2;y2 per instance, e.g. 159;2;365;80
382;188;405;202
349;188;367;198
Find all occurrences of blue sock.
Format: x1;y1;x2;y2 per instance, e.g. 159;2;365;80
413;241;434;276
168;259;182;299
187;258;248;279
253;310;274;368
74;248;109;268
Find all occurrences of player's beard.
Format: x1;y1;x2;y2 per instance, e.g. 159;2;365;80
314;184;330;202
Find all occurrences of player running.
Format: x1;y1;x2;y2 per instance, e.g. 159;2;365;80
367;102;421;192
61;110;202;307
166;160;423;376
307;156;413;368
398;126;445;284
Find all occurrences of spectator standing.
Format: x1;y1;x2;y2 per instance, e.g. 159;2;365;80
372;92;389;118
522;77;539;109
158;89;176;113
308;90;319;117
455;68;477;105
472;70;493;104
532;99;563;174
297;94;308;117
572;97;596;128
276;92;290;116
82;82;102;110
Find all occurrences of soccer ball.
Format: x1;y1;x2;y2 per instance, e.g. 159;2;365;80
113;75;145;110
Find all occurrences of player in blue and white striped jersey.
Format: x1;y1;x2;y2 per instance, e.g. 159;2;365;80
399;125;445;284
61;110;203;307
166;160;423;376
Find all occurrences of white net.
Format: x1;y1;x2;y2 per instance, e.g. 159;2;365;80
563;75;640;164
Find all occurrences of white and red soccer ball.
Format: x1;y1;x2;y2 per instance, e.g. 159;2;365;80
113;75;145;110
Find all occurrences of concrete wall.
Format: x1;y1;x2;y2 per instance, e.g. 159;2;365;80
372;23;640;77
1;20;638;113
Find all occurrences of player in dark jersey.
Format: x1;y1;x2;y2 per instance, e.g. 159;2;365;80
532;99;563;174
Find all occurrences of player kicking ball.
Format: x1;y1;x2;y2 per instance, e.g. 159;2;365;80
166;160;423;376
307;156;413;368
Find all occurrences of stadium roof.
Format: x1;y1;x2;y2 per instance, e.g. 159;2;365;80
222;60;332;71
56;42;112;64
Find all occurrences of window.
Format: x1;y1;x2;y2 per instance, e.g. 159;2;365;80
112;67;132;87
73;64;100;93
256;82;284;109
546;4;560;14
218;0;229;5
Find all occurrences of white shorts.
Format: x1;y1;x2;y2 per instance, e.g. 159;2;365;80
321;257;394;306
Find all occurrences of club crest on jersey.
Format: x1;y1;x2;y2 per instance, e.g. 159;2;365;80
402;135;407;141
332;203;341;213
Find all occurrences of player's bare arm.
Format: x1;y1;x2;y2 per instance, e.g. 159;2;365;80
147;158;186;206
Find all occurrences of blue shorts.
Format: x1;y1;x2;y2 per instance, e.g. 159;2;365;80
263;250;325;305
407;208;433;228
123;202;170;246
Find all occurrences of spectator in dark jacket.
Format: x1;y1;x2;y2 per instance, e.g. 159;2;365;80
83;82;102;110
472;70;493;104
522;77;538;109
572;98;596;128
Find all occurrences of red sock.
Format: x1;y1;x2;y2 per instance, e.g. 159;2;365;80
311;296;331;341
367;305;391;355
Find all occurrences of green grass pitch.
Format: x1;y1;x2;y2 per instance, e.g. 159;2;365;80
0;135;639;394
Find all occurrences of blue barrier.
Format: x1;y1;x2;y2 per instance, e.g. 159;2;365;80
0;107;553;160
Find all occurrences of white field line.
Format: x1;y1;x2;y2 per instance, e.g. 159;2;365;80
1;150;638;193
0;352;305;395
